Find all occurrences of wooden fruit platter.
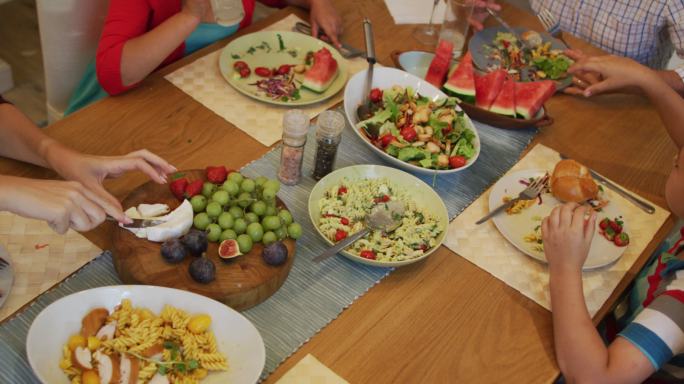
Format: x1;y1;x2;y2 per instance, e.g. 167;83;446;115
111;170;296;311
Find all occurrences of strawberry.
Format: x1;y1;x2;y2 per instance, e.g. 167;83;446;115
184;180;203;198
609;220;622;234
614;232;630;247
599;218;611;230
170;178;188;201
206;166;227;184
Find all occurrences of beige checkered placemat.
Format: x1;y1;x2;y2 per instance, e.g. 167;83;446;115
445;144;670;316
276;354;349;384
165;14;367;147
0;212;102;321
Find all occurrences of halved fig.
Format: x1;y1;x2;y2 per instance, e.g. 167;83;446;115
218;239;242;260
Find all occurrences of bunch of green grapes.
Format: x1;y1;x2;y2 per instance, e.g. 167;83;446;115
188;172;302;254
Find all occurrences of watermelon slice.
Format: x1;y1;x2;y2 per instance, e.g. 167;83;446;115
443;51;475;103
489;77;516;117
302;48;339;93
425;39;454;88
515;80;556;119
474;69;506;110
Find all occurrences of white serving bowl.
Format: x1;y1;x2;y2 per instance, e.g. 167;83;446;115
309;164;449;267
343;66;481;175
26;285;265;384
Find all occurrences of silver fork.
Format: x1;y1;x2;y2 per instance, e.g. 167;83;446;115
476;173;550;225
0;257;8;270
536;7;561;38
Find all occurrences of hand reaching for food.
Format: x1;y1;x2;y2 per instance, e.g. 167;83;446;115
468;0;502;31
542;203;596;273
564;51;656;97
309;0;343;48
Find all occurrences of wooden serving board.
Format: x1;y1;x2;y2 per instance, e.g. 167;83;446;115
111;170;296;311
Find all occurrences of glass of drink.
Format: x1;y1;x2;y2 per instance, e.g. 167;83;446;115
210;0;245;27
412;0;443;46
439;0;474;58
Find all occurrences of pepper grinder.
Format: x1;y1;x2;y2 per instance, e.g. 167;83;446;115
312;110;345;180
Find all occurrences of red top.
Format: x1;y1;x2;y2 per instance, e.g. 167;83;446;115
97;0;286;95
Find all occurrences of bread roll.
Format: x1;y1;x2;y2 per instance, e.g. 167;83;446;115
550;159;599;203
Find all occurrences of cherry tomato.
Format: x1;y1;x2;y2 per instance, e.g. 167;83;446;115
374;195;390;203
609;220;622;234
233;61;248;70
442;123;452;135
400;126;417;142
380;133;395;148
337;186;348;195
254;67;272;77
449;156;467;169
239;67;251;78
419;244;428;252
276;64;292;75
599;218;610;230
369;88;383;103
360;250;376;260
323;213;338;218
614;232;630;247
340;217;350;225
335;229;348;242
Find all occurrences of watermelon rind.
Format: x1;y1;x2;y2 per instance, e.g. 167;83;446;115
443;52;476;104
302;70;339;93
302;48;339;93
489;79;516;117
515;80;555;119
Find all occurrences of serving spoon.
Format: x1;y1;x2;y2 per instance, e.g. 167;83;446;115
313;200;405;263
356;18;377;124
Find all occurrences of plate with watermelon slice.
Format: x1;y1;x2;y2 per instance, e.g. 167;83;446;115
219;31;348;106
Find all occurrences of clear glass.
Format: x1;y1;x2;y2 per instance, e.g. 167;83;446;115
412;0;443;46
439;0;474;58
210;0;245;27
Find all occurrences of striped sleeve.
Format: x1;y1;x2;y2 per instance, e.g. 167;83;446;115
619;294;684;369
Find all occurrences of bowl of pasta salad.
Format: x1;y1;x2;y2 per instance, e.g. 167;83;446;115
26;285;265;384
308;165;449;267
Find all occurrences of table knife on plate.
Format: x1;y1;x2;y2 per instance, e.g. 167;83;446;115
0;244;14;310
293;21;365;59
106;217;166;228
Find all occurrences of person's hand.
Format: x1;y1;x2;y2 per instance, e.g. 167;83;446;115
542;203;596;273
182;0;211;21
45;146;176;223
468;0;502;31
562;50;603;97
565;51;656;97
1;176;112;234
309;0;343;48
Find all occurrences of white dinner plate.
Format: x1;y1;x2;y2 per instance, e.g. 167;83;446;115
489;169;628;269
26;285;265;384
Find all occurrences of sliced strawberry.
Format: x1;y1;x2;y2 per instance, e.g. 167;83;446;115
206;166;227;184
614;232;630;247
170;178;188;201
184;180;203;198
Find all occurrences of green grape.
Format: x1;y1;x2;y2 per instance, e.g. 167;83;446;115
206;223;222;242
250;200;267;217
190;195;207;213
237;234;253;253
265;205;277;217
274;226;287;240
262;187;276;201
237;192;252;208
263;179;281;193
246;222;264;242
193;213;211;231
262;231;277;245
202;182;217;198
287;222;302;239
211;190;230;206
255;176;268;187
233;218;247;235
221;180;240;196
262;215;281;231
264;196;277;207
217;212;234;229
241;179;256;193
244;212;259;224
278;210;293;225
219;229;237;242
228;172;244;185
228;206;243;219
206;201;222;219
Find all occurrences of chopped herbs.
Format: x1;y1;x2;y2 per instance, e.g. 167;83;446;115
277;33;285;51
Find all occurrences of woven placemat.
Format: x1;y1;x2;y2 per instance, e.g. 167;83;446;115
0;212;102;322
165;14;367;147
444;144;670;316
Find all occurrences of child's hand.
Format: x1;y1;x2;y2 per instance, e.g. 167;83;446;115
309;0;343;48
182;0;211;20
468;1;502;31
566;52;657;97
542;203;596;273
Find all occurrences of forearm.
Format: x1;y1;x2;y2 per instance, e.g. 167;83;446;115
640;74;684;149
549;266;610;383
656;70;684;96
120;12;200;87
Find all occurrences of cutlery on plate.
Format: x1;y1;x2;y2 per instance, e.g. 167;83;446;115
486;8;533;50
106;216;166;228
356;18;377;124
0;244;14;309
536;6;572;48
559;155;656;214
313;200;405;263
476;173;549;225
292;21;365;59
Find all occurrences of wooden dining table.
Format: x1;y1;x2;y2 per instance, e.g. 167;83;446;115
0;1;676;383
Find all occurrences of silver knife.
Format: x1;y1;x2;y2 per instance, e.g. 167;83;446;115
486;8;534;50
0;244;14;310
107;217;166;228
293;21;365;59
559;155;656;214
